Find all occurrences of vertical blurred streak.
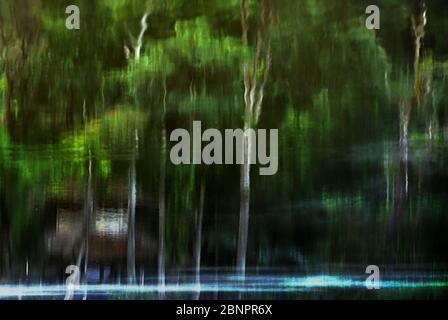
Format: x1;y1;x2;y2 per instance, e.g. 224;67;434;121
240;0;249;47
193;177;205;299
237;0;250;280
214;206;219;300
76;101;95;299
127;131;138;284
158;80;167;297
1;230;12;282
237;123;252;276
81;149;94;300
1;1;16;142
411;0;427;100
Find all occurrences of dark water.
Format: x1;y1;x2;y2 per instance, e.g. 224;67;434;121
1;0;448;299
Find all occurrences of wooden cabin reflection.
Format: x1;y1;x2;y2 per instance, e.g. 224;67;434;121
45;208;157;283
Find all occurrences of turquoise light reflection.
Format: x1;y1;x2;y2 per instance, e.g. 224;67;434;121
1;274;447;298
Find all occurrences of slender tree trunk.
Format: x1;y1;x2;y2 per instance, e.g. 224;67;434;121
194;178;205;299
391;0;427;231
237;0;273;275
67;150;93;300
158;124;166;296
411;0;427;100
127;134;137;284
134;13;149;60
237;125;252;275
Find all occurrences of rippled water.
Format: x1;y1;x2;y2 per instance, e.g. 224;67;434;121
2;268;448;299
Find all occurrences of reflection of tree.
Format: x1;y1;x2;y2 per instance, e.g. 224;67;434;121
237;0;273;275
